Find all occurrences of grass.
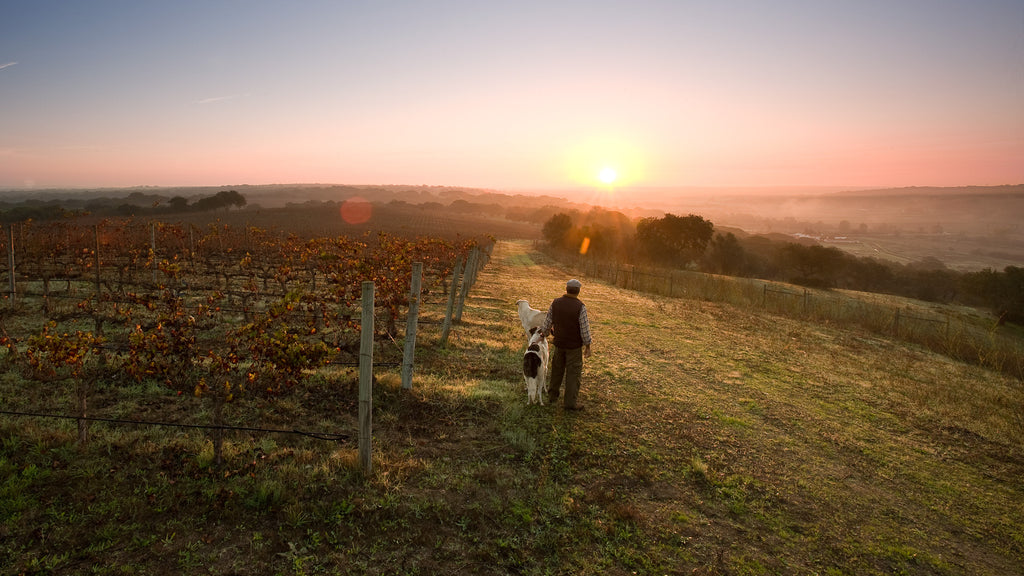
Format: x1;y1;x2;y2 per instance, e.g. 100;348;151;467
572;254;1024;381
2;239;1023;574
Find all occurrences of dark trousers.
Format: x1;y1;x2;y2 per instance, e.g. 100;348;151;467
548;345;583;408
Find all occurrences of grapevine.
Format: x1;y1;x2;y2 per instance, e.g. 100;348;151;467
2;216;490;461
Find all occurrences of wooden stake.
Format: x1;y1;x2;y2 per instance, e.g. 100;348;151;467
6;225;15;308
440;257;464;347
358;281;375;475
402;262;423;390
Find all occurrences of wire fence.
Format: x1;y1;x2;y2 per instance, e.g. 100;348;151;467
0;409;350;441
565;251;1023;380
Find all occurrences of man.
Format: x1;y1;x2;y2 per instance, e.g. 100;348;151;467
541;278;592;410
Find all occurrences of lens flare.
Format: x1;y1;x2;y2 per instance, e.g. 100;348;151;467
340;197;372;224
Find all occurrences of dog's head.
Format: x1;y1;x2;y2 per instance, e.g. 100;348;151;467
527;327;545;346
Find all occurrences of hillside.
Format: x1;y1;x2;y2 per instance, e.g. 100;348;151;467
472;241;1024;574
1;240;1022;574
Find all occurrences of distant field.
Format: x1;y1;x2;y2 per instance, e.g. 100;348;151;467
822;232;1024;271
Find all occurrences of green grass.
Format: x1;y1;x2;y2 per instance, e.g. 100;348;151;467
573;253;1024;381
1;239;1023;574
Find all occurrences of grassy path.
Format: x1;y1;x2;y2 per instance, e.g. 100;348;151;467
453;239;1024;575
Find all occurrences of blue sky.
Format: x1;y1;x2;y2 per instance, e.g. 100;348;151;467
1;0;1022;192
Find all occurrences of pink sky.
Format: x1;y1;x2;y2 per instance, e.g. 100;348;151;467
1;1;1022;193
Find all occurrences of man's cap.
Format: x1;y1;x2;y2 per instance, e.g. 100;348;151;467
567;279;582;290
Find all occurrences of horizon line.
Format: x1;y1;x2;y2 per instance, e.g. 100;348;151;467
3;181;1022;191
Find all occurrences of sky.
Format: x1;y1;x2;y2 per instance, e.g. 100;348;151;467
1;0;1022;194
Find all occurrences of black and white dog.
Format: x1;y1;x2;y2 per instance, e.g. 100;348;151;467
522;327;549;405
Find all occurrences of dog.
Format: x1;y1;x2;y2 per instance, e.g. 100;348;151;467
516;299;546;337
522;327;549;405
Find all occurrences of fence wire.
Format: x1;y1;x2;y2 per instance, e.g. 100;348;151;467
566;251;1023;380
0;409;349;442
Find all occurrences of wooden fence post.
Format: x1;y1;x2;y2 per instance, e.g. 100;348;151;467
93;225;105;337
402;262;423;390
440;257;464;347
7;225;15;309
454;247;479;323
465;245;481;287
359;281;375;475
94;225;102;301
150;222;158;285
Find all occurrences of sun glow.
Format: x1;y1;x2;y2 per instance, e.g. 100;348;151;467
564;136;646;189
598;166;618;185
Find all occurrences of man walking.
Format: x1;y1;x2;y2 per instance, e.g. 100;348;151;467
541;278;592;410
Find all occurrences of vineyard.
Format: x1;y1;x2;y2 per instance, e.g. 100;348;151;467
2;237;1022;574
0;217;490;463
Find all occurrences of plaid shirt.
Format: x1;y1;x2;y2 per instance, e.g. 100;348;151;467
578;303;592;346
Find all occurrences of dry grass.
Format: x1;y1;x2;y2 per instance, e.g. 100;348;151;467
576;254;1024;380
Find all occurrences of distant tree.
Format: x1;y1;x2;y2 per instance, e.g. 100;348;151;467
167;196;189;212
448;199;503;216
0;204;74;223
126;191;149;204
191;190;247;212
635;213;714;268
961;266;1024;324
448;199;476;213
218;190;247;210
907;268;959;303
777;243;845;287
845;257;896;293
542;213;574;250
576;208;634;260
997;266;1024;324
702;232;746;275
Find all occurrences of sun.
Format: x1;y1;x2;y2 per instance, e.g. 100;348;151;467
564;136;646;189
598;166;618;185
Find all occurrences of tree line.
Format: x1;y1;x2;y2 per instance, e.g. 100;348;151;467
542;208;1024;325
0;190;247;222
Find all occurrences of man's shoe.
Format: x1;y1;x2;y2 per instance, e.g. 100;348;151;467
565;405;585;411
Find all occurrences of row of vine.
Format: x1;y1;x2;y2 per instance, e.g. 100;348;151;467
1;218;490;461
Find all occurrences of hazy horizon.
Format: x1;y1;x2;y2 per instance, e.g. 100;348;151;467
0;181;877;196
2;1;1022;192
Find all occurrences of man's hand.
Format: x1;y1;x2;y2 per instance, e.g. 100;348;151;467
583;344;591;359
